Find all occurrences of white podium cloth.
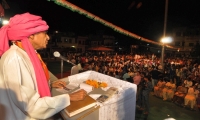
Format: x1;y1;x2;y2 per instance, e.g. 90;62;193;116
68;70;137;120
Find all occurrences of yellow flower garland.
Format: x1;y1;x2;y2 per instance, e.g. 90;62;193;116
85;79;108;88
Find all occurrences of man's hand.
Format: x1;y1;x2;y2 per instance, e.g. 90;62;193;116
51;80;67;88
69;89;87;101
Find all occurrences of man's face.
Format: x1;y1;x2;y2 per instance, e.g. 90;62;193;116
29;31;50;50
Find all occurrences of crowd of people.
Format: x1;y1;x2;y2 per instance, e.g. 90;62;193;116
65;52;200;113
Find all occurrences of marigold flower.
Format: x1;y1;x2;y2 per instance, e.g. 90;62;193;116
85;79;107;88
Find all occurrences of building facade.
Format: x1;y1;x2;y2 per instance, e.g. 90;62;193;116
47;31;116;55
171;26;200;53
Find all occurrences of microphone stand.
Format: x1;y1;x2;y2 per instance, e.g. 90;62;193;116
67;60;76;66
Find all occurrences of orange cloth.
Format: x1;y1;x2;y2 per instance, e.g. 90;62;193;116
36;52;50;80
15;41;49;80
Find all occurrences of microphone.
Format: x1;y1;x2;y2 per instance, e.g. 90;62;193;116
53;51;76;65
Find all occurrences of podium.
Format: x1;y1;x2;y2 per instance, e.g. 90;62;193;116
51;71;137;120
60;105;100;120
52;87;101;120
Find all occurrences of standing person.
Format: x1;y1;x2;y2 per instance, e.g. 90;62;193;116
134;71;143;103
139;76;152;115
133;71;142;85
169;64;176;83
176;66;182;86
0;13;87;120
150;67;162;90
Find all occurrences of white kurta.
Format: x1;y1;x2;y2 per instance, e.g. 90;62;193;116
0;45;70;120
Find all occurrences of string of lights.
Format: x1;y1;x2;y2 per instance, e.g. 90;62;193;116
51;0;177;50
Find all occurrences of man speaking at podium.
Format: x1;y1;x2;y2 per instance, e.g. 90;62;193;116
0;13;87;120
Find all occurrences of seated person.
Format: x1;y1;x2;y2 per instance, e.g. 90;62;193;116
154;77;163;97
158;78;167;98
77;62;83;71
197;91;200;110
71;65;79;75
184;77;193;88
162;77;170;101
195;80;200;110
166;79;176;101
184;85;199;110
172;83;188;105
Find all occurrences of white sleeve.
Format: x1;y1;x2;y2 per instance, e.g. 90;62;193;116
2;52;70;119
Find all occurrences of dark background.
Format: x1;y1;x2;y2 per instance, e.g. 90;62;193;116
3;0;200;43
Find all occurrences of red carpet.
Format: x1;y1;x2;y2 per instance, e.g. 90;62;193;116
55;71;71;79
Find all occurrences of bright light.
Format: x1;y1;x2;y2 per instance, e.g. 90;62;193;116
161;37;172;43
71;46;75;48
164;118;176;120
2;20;9;25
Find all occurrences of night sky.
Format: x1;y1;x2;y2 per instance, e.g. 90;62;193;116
4;0;200;42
